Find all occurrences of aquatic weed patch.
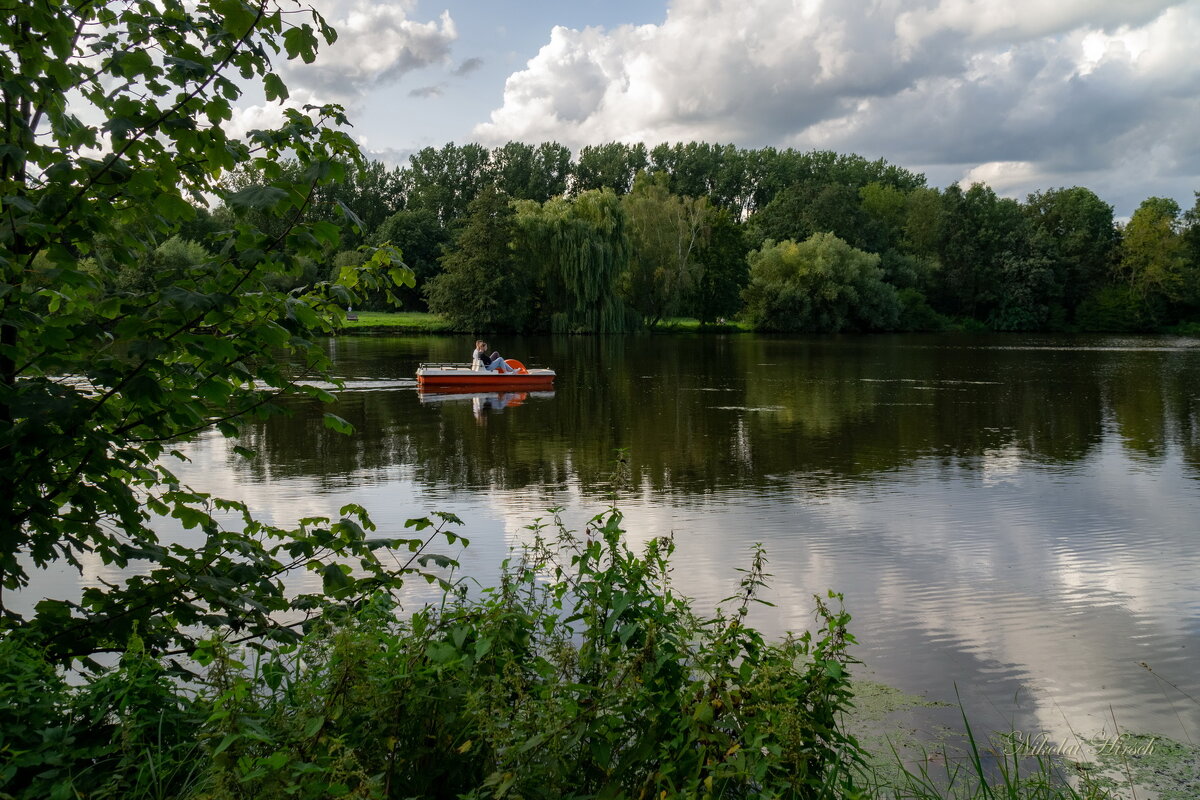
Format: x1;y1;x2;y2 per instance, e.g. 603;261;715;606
1082;733;1200;800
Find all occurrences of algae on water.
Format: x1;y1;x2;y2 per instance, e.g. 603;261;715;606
1080;733;1200;800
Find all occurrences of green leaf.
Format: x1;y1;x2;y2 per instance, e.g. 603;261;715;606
286;298;320;328
212;733;238;757
388;264;416;288
110;49;153;78
262;660;286;690
310;220;341;248
474;637;492;659
263;72;289;102
173;506;210;529
336;199;364;233
425;641;457;664
322;413;354;435
282;25;320;63
154;192;194;222
212;0;260;36
0;144;24;168
450;626;468;649
227;184;289;211
320;563;353;594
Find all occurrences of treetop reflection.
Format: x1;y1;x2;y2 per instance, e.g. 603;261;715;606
227;334;1200;494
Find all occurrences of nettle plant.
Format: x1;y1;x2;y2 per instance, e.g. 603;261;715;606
0;0;425;663
188;509;864;799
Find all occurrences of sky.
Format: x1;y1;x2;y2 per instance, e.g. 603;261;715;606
231;0;1200;218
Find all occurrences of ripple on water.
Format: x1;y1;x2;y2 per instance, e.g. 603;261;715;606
653;456;1200;743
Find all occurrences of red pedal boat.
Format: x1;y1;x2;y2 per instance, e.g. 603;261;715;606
416;359;555;390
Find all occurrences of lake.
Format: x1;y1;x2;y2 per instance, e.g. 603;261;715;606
36;332;1200;748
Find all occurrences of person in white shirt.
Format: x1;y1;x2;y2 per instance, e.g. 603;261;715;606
472;340;517;373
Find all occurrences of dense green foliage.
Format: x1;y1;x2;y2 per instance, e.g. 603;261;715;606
218;138;1198;334
0;0;421;662
622;172;712;326
0;503;1132;799
425;186;529;332
1117;197;1197;317
513;190;640;333
1024;187;1118;315
368;208;451;310
575;142;650;195
693;208;752;324
1;511;867;799
743;235;901;332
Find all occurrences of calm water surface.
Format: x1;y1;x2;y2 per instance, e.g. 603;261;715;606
46;334;1200;746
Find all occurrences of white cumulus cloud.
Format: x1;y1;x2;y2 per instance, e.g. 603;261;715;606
283;0;457;104
226;0;455;140
474;0;1200;214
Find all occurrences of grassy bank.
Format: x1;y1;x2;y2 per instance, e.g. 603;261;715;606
336;311;1200;337
340;311;459;333
337;311;753;334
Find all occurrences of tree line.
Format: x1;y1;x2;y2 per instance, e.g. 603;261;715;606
174;140;1200;334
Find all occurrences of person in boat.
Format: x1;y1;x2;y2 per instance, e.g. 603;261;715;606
472;340;517;373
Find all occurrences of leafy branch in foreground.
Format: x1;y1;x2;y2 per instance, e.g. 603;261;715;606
1;0;415;660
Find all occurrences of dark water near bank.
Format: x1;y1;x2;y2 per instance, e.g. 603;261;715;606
42;333;1200;746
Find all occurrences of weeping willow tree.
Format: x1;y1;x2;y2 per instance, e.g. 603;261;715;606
515;189;640;333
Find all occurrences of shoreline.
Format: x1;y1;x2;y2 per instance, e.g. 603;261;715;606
336;311;1200;337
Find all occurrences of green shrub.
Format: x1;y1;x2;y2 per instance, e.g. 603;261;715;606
2;511;864;800
195;508;863;799
896;288;947;331
113;236;213;294
0;633;207;800
1075;286;1163;332
742;234;901;332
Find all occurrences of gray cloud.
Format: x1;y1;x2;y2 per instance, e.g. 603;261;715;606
474;0;1200;215
453;57;484;77
409;84;445;98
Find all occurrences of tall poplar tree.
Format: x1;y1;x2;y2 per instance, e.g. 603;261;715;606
425;186;528;332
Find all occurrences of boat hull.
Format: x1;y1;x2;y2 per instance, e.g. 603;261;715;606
416;366;555;390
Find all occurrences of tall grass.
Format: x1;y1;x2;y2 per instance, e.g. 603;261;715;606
857;709;1111;800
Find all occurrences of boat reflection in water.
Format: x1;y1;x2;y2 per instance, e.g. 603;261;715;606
417;388;556;420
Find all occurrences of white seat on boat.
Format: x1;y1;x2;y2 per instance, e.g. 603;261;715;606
471;358;483;371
